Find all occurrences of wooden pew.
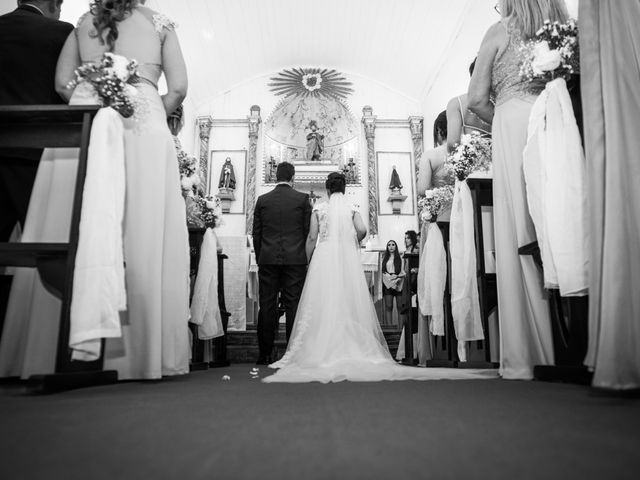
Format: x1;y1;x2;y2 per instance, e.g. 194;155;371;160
0;105;117;393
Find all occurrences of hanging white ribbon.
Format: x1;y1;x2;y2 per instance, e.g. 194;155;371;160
190;228;224;340
70;108;127;361
523;78;588;296
449;180;484;342
417;221;447;336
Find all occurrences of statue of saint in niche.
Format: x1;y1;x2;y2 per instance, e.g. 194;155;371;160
305;120;324;162
389;165;403;193
218;157;236;190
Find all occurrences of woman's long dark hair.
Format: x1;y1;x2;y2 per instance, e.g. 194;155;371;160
89;0;138;52
382;241;402;275
433;110;447;147
405;230;418;251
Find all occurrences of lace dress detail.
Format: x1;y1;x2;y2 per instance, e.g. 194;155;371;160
76;11;90;28
152;13;177;33
491;21;543;106
314;203;329;242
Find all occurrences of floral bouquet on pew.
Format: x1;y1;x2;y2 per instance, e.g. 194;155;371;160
519;19;579;83
67;52;140;118
446;132;492;181
418;185;454;223
193;195;223;230
177;149;202;198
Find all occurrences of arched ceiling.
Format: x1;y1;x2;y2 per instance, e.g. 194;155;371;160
0;0;577;113
144;0;492;109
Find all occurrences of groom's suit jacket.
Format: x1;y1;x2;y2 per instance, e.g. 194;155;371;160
252;184;312;265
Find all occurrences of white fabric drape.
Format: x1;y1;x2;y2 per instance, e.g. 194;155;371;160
69;108;127;361
523;77;589;296
190;228;224;340
417;222;447;336
449;180;484;342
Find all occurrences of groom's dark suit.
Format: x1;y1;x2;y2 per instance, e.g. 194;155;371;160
252;184;311;361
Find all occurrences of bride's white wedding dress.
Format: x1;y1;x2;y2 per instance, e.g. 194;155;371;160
263;193;497;383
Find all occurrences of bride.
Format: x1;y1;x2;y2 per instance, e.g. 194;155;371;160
263;172;495;383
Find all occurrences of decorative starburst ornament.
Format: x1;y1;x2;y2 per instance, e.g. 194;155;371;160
269;68;354;100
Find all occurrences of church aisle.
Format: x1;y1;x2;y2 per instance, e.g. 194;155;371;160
0;365;639;479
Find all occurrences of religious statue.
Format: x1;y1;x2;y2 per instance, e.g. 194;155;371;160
389;165;403;193
308;189;321;206
266;156;277;183
218;157;236;190
305;120;324;162
342;157;357;184
387;165;407;213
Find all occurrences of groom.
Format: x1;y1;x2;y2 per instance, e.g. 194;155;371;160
252;162;311;364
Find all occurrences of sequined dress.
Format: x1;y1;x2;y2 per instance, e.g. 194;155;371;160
491;20;554;379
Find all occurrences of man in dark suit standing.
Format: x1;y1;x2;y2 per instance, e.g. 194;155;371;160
252;162;312;364
0;0;74;320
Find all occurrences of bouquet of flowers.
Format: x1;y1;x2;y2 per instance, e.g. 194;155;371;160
519;19;579;83
446;132;492;181
177;149;201;197
418;185;454;223
194;195;223;229
67;52;140;118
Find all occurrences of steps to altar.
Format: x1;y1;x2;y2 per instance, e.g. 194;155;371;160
225;327;402;363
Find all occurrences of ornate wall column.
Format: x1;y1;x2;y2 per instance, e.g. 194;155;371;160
246;105;261;234
197;116;213;194
362;106;378;236
409;115;424;179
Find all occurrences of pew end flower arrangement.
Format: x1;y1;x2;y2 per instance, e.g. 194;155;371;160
418;185;455;223
519;18;579;83
446;132;492;182
195;195;223;230
67;52;141;118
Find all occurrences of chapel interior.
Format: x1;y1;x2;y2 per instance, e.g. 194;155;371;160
0;0;638;479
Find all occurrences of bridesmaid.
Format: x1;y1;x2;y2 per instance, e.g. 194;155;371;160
468;0;568;379
446;58;492;153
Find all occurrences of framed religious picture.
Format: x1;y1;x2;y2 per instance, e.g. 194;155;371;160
208;150;247;215
376;151;415;216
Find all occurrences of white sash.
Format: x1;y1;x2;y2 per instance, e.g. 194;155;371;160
70;108;127;361
417;222;447;336
523;78;589;296
190;228;224;340
449;180;484;341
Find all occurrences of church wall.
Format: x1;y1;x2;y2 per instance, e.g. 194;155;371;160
185;70;424;249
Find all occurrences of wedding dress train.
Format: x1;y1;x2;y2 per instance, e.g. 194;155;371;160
263;193;496;383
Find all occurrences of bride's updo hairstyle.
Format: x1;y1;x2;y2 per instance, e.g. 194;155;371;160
325;172;346;195
90;0;139;52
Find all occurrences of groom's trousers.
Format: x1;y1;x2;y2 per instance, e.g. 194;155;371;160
257;264;307;358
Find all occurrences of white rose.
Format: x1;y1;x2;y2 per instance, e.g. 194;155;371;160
531;41;562;74
424;190;435;199
181;176;194;189
105;53;132;81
